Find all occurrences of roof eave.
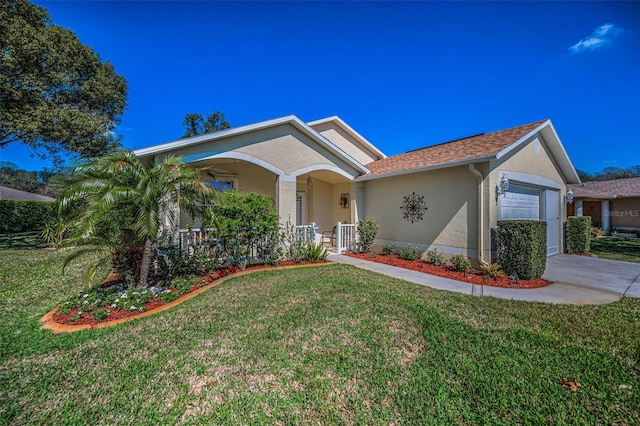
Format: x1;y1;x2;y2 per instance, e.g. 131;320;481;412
307;116;387;159
495;119;580;184
133;115;370;175
356;155;496;182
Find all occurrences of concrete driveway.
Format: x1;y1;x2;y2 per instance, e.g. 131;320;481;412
329;253;640;305
542;254;640;300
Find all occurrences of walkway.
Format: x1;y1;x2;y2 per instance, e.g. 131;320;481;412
328;253;640;305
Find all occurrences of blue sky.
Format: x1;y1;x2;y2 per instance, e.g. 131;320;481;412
2;1;639;174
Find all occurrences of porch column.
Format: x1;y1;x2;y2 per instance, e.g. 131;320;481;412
602;200;610;231
351;181;365;223
575;200;583;217
159;195;180;245
276;175;298;226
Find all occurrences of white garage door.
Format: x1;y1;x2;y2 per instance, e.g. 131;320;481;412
500;187;540;220
499;186;560;256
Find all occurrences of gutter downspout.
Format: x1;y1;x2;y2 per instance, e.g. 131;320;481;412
468;164;487;266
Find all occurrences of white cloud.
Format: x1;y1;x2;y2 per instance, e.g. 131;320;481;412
569;23;623;54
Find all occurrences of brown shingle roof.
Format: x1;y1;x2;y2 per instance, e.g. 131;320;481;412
568;177;640;199
363;120;547;177
0;185;56;202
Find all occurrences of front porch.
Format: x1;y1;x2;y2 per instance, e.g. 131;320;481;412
179;222;358;256
184;156;363;233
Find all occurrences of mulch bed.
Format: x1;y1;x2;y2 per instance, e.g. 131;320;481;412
345;252;551;289
52;261;327;327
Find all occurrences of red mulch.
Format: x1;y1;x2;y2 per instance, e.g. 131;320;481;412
345;252;550;289
52;260;327;327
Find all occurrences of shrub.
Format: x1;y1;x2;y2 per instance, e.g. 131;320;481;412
170;277;197;295
399;245;418;261
209;190;280;269
480;262;506;280
356;219;379;253
303;242;328;263
383;244;395;257
281;220;305;263
91;308;110;321
496;220;547;279
566;216;591;254
0;200;56;234
425;249;444;267
157;290;179;303
450;255;471;272
112;244;144;288
590;226;602;239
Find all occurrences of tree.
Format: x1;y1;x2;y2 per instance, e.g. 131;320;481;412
576;165;640;182
0;0;128;166
182;111;230;138
60;151;219;287
576;169;593;182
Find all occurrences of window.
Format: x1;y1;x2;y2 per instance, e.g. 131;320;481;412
206;180;233;191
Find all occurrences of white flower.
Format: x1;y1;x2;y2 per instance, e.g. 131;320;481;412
83;294;88;298
130;305;137;310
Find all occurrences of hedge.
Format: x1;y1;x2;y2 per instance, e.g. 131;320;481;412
566;216;591;254
496;220;547;280
0;200;57;234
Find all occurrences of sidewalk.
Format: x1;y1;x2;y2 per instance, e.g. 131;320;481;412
328;254;634;305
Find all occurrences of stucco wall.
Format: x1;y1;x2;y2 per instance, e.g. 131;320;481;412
363;165;478;256
234;162;276;197
157;124;361;179
311;123;379;165
331;182;353;225
310;179;333;232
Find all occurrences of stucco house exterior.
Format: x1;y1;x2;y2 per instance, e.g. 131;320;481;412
567;177;640;232
133;115;580;263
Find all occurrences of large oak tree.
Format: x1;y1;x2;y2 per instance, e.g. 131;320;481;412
0;0;128;166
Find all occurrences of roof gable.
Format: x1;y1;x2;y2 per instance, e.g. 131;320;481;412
307;116;386;161
360;119;579;183
133;115;371;175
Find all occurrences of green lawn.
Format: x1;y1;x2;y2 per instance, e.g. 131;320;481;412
1;249;639;424
591;237;640;263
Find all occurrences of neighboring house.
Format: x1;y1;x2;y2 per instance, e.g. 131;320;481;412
133;116;579;262
0;185;55;202
567;177;640;231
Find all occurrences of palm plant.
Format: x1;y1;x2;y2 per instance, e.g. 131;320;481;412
60;150;219;287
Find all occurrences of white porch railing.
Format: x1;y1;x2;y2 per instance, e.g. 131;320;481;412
179;223;319;253
296;223;318;245
336;222;357;254
179;228;217;252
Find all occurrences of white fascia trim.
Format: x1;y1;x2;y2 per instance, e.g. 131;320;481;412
133;115;300;157
307;116;387;159
495;120;550;161
494;119;580;184
355;155;495;182
501;171;564;190
287;117;370;175
539;122;581;184
196;151;286;177
292;164;356;181
133;114;370;176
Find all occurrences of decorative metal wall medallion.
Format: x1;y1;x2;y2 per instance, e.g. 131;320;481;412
400;192;428;223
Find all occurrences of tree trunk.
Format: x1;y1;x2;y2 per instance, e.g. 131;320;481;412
138;238;153;288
